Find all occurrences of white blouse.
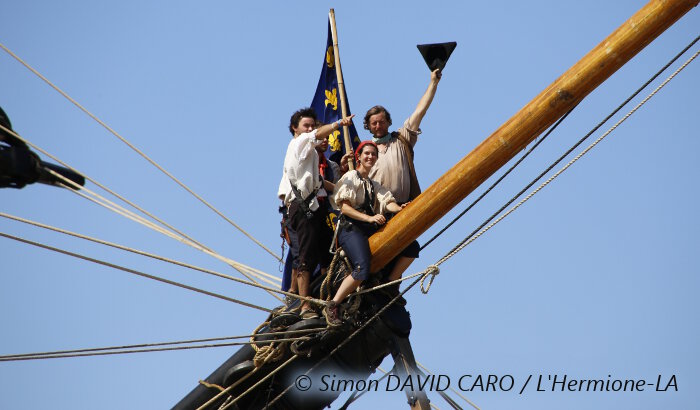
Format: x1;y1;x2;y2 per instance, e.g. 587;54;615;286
333;170;396;215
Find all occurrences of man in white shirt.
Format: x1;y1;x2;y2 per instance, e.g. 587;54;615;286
278;108;354;318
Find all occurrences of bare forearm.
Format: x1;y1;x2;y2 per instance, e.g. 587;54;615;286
408;70;441;130
316;114;355;139
340;202;371;223
386;202;402;213
315;122;340;140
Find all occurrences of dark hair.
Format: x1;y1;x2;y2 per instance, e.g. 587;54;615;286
289;107;317;136
363;105;392;131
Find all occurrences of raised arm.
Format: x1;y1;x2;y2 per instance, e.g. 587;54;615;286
315;114;355;140
407;69;442;131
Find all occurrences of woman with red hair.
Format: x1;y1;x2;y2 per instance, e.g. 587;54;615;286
324;141;406;326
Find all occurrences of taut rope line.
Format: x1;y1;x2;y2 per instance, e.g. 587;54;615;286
0;337;315;362
416;361;480;410
53;174;282;293
0;212;312;301
1;122;282;288
0;41;281;263
436;46;700;267
353;36;700;297
420;107;577;251
263;268;432;408
196;355;299;410
262;45;700;409
0;328;323;361
0;231;275;313
0;124;282;291
45;167;283;293
421;34;700;254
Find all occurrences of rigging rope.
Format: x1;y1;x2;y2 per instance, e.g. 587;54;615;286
0;231;274;313
313;35;700;304
338;365;461;410
2;29;694;410
0;41;281;263
420;107;577;251
0;122;207;252
61;174;283;289
258;42;700;409
180;37;698;408
421;34;700;253
337;367;393;409
0;337;313;362
219;356;301;410
416;361;480;410
54;175;283;294
199;355;299;410
0;328;323;361
262;269;431;408
314;34;700;305
188;42;700;410
53;175;282;290
0;125;283;291
352;35;700;298
435;46;700;267
198;366;262;410
0;212;302;300
250;321;287;367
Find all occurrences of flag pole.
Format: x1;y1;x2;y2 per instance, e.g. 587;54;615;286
329;8;355;170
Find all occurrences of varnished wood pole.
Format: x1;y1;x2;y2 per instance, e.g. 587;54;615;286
329;9;355;170
370;0;698;271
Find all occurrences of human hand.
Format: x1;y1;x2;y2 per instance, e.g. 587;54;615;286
431;68;442;82
368;214;386;225
338;114;355;128
340;153;353;172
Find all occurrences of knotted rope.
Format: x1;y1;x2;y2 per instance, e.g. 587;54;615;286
420;265;440;294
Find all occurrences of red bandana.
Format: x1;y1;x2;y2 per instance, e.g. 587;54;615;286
318;153;328;179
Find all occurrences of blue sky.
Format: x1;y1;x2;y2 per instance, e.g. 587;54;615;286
1;1;699;409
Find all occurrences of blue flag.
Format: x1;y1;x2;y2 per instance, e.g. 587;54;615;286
281;20;360;292
310;21;361;164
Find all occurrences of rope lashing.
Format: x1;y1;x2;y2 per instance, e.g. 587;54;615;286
420;265;440;294
253;344;286;368
249;321;289;368
198;380;226;392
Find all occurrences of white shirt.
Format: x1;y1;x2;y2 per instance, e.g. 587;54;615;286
277;130;327;211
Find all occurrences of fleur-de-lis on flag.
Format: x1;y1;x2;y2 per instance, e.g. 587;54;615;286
326;46;335;68
328;130;341;152
325;88;338;110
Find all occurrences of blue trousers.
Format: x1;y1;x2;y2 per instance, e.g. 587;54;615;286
337;218;378;281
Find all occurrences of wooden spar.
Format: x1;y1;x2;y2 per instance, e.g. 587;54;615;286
369;0;699;271
329;9;355;170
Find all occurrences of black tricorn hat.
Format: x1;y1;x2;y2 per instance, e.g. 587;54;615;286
417;42;457;72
